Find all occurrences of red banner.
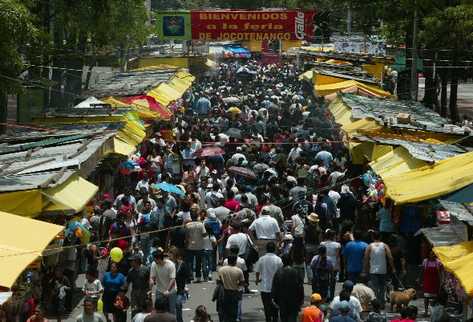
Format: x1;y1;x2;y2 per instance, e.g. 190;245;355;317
191;10;315;41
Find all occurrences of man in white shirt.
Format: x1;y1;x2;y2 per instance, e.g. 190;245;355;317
255;242;283;322
225;222;249;257
330;280;363;321
249;208;281;257
149;249;177;314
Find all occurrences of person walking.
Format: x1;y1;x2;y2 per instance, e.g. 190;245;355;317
311;245;334;301
329;301;356;322
102;262;126;322
75;298;105;322
299;293;324;322
218;255;245;322
249;208;281;257
320;229;340;300
144;297;176;322
149;248;177;314
255;242;283;322
272;254;304;322
185;215;208;283
364;231;395;306
127;255;150;318
342;230;368;284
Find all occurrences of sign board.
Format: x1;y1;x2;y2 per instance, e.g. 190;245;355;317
156;11;192;40
191;10;315;41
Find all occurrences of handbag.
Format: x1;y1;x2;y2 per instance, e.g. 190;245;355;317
244;235;259;266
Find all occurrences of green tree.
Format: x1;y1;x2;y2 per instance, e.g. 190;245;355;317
421;4;473;121
0;0;37;133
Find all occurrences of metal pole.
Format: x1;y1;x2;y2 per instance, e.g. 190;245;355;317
410;1;418;100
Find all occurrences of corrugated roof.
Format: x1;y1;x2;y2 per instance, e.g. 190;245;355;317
0;170;75;192
85;69;176;98
420;224;468;247
340;93;468;135
439;200;473;226
354;135;466;162
315;69;378;85
0;133;114;176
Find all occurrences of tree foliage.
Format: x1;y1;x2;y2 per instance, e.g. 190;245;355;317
0;0;37;93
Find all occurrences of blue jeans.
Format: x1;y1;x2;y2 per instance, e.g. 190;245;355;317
155;290;177;314
176;293;186;322
370;273;387;305
185;249;207;279
204;249;215;278
140;233;153;261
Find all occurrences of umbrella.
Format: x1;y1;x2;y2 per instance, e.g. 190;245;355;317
228;166;257;180
226;128;242;139
152;182;185;197
222;97;241;105
195;146;225;158
227;107;241;114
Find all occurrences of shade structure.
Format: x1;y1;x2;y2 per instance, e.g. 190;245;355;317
369;147;427;180
315;80;391;97
0;211;63;288
384;150;473;204
434;241;473;296
120;95;172;120
0;190;43;217
113;138;136;156
43;174;98;213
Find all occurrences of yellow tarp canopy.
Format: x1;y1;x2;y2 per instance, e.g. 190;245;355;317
113;138;136;156
102;97;161;120
0;211;64;288
328;97;382;137
350;142;392;165
147;71;194;107
315;79;391;97
43;174;98;213
370;147;427;180
0;190;43;217
434;241;473;296
384;150;473;204
298;70;314;83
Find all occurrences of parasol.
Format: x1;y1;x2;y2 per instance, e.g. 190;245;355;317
228;166;257;180
222;97;241;105
152;182;185;197
225;128;242;139
227;106;241;114
195;146;225;158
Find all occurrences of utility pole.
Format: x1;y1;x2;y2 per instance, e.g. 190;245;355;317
347;1;352;34
410;0;418;101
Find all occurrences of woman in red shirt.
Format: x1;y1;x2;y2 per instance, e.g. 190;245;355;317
422;250;442;315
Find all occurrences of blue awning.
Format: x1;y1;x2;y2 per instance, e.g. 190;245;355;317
223;45;251;58
442;183;473;204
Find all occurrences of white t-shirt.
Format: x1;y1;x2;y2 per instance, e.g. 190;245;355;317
203;235;216;251
369;242;387;274
226;232;249;256
82;279;103;299
132;313;150;322
249;215;280;240
223;256;247;272
150;259;176;293
291;214;304;237
320;240;341;271
255;253;283;293
330;295;363;321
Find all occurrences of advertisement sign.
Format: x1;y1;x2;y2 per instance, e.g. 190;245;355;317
191;10;315;41
156;11;191;40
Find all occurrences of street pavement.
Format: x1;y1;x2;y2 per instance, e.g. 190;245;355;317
64;272;431;322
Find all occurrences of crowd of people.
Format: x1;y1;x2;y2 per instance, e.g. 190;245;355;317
23;60;459;322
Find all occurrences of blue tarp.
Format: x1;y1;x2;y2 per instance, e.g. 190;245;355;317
442;183;473;204
223;45;251;58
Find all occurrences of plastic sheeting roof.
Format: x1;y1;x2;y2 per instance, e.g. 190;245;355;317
439;200;473;225
354;135;466;162
340;94;468;135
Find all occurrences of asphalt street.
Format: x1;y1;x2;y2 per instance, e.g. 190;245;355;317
64;272;431;322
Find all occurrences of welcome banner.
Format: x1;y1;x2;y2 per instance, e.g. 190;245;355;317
156;10;315;41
